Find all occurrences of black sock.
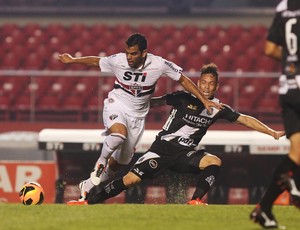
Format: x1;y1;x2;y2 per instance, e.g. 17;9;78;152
192;165;220;200
292;167;300;188
260;156;298;213
88;178;127;204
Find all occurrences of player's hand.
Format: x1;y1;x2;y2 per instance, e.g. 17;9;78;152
57;53;74;63
272;131;285;140
204;100;224;114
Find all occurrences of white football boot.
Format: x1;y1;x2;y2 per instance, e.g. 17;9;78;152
78;181;89;201
90;163;106;186
286;177;300;209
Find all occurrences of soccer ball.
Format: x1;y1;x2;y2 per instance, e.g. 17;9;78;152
19;182;45;205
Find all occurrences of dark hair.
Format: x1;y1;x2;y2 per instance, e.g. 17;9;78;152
126;33;147;52
200;63;219;82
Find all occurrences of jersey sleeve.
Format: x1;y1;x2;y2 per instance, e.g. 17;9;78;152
160;58;182;81
165;91;186;106
99;54;118;72
267;13;283;45
219;104;240;122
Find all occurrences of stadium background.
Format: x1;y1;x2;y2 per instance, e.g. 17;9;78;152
0;0;289;204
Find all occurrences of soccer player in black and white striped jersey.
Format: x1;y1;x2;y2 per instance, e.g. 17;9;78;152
250;0;300;228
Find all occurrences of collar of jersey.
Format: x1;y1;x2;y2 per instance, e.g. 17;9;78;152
135;54;151;70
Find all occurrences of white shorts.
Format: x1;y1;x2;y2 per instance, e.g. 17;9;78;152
102;97;145;165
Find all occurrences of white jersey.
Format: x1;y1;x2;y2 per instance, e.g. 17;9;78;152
99;53;182;117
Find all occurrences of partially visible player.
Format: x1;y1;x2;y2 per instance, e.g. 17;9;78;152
58;33;221;203
250;0;300;228
66;63;285;206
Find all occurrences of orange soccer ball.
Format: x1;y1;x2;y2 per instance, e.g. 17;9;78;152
19;182;45;205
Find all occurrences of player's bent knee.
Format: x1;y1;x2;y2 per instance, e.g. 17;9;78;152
108;123;128;137
211;155;222;166
200;154;222;168
123;172;142;188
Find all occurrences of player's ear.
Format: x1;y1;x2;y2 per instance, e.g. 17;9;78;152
142;49;147;58
197;79;201;88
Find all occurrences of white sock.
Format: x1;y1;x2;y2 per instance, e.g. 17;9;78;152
82;179;95;193
97;133;126;166
101;166;117;183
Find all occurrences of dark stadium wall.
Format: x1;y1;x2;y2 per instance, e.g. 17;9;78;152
0;15;274;28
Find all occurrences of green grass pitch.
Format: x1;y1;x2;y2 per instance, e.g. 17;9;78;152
0;204;299;230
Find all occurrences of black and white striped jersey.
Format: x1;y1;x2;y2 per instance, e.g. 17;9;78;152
267;0;300;94
149;91;240;157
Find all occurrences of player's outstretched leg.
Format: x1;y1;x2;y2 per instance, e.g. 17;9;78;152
67;178;127;206
250;205;278;229
88;177;128;204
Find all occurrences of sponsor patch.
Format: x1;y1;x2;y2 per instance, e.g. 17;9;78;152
187;104;197;110
149;159;158;169
178;137;194;146
164;60;181;73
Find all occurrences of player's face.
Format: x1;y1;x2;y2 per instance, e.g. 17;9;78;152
197;73;219;99
125;44;147;68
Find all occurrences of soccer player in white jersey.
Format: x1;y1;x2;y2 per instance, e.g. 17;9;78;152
58;33;221;202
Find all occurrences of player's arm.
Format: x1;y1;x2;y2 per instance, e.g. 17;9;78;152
57;53;100;67
178;74;222;113
264;40;282;61
150;95;168;108
235;114;285;140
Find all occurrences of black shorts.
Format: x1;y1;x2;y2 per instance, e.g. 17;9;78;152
280;90;300;138
130;149;206;180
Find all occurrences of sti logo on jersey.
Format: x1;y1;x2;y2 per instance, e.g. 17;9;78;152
123;71;147;82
